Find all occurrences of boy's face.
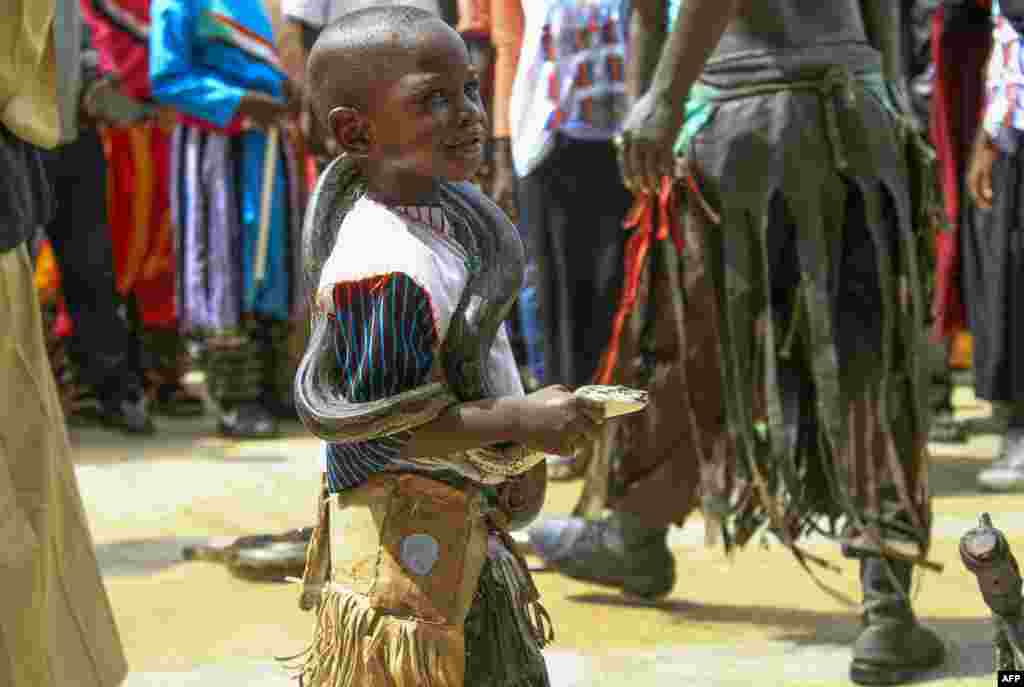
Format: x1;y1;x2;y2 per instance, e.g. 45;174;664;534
364;22;487;187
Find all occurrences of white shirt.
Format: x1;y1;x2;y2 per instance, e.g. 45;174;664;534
280;0;350;28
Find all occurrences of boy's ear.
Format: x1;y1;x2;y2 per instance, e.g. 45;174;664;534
328;106;372;157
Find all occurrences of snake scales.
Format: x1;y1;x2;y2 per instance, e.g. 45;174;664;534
293;155;546;485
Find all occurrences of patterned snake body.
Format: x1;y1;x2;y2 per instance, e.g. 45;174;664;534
294;155;532;469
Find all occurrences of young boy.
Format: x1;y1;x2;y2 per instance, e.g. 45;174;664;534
293;7;604;686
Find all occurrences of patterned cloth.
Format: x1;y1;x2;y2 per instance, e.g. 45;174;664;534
103;121;177;329
509;0;628;176
150;0;286;132
81;0;153;101
82;0;177;328
984;0;1024;141
168;124;299;330
153;0;299;329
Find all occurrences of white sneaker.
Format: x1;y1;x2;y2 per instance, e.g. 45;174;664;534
977;429;1024;491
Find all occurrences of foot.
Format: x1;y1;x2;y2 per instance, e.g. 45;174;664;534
850;619;945;685
977;429;1024;491
151;383;205;417
547;455;586;482
851;557;945;685
65;387;102;427
528;512;675;599
99;396;156;435
218;402;279;439
927;411;967;444
263;396;300;422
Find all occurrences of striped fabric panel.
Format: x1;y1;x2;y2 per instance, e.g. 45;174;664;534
325;272;439;492
197;9;283;73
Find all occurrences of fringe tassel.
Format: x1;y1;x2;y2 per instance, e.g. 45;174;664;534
594;176;684;385
489;522;555;647
300;476;331;612
464;552;552;687
284;587;466;687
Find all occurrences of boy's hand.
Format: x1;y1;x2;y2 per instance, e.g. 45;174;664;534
237;92;289;129
968;132;998;210
512;385;605;456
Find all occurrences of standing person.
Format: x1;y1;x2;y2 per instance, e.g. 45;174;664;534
81;0;204;419
467;0;523;221
510;0;633;389
39;15;158;435
932;2;993;342
929;0;994;445
150;0;304;438
290;8;605;685
901;0;969;446
1;0;127;683
531;1;946;684
964;0;1024;490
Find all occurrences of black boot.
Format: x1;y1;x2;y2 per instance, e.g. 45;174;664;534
528;511;675;599
204;330;279;440
218;401;279;439
140;328;205;417
260;318;299;421
928;410;967;444
98;390;156;435
850;557;945;685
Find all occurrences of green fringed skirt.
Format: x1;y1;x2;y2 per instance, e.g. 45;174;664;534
464;554;551;687
674;69;937;568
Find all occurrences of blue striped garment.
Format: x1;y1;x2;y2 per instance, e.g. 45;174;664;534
324;272;439;492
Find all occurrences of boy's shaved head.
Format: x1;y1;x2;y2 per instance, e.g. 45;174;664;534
308;5;446;127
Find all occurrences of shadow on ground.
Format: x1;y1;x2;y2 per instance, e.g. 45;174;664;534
567;592;995;681
68;416;309;466
928;455;993;500
96;536;211;576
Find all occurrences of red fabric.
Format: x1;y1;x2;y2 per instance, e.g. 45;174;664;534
55;300;74;339
105;122;178;329
80;0;154;100
929;5;992;339
306;153;318;194
178;112;244;136
595;177;683;384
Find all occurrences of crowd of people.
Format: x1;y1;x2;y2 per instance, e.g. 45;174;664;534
7;0;1024;686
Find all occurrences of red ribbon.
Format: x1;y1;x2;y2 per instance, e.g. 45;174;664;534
594;176;684;384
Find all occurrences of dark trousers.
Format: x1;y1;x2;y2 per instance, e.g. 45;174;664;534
517;136;632;388
963;133;1024;405
41;129;143;403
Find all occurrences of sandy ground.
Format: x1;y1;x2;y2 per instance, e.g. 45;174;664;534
56;386;1021;685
